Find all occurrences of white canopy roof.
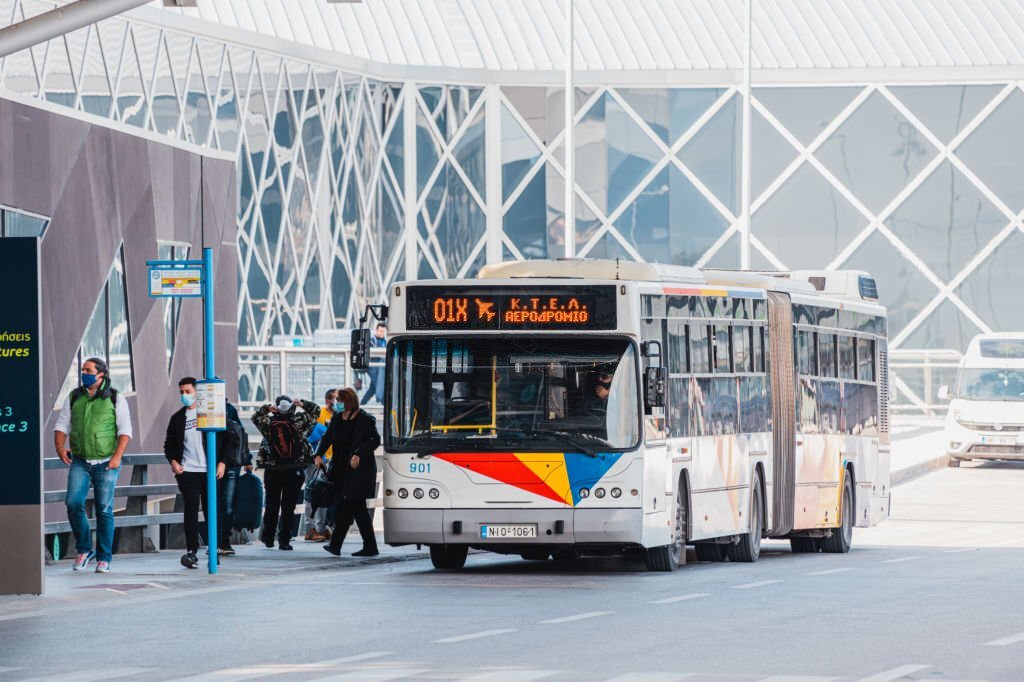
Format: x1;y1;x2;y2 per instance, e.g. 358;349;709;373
132;1;1024;84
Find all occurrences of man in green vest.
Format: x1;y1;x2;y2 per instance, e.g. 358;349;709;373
54;357;133;573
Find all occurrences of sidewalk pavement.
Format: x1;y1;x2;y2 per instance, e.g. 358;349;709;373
0;533;429;620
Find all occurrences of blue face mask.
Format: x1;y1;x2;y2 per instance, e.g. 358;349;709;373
81;373;100;388
181;393;196;408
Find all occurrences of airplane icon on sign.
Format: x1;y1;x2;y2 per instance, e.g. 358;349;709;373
475;299;496;321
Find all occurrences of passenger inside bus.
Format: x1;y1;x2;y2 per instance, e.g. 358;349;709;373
577;369;613;422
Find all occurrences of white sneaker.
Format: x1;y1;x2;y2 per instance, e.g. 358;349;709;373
95;561;110;573
73;551;95;571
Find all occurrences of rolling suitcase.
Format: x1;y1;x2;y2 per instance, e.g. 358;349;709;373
233;472;264;531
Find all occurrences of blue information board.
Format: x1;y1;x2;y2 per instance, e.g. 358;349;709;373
0;238;41;507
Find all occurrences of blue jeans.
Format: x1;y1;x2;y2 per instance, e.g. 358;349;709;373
218;466;241;545
65;457;120;562
362;366;385;404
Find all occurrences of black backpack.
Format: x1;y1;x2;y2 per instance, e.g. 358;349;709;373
222;419;249;467
267;415;303;463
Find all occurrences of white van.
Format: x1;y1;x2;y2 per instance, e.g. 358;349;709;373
939;333;1024;467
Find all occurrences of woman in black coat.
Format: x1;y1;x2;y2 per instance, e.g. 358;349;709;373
315;387;382;557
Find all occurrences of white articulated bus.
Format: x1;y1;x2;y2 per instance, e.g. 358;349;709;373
378;259;891;571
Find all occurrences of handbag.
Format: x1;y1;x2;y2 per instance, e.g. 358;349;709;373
304;465;336;510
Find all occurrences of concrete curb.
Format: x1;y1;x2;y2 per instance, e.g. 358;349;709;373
891;452;950;485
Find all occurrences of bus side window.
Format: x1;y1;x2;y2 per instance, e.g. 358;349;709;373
668;322;688;374
752;326;766;373
839;335;856;380
690;324;710;374
713;325;731;373
796;330;816;376
733;325;752;373
819;333;837;379
857;339;875;382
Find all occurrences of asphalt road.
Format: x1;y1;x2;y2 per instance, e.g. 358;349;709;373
2;460;1023;681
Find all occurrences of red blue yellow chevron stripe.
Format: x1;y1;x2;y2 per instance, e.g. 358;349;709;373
432;452;623;506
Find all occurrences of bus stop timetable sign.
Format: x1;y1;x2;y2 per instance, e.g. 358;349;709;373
149;267;202;298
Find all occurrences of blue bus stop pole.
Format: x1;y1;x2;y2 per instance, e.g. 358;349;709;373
203;247;218;574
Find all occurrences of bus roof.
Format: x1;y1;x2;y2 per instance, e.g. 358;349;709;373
476;259;879;306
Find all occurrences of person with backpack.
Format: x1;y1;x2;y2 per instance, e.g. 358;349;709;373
318;388;381;557
216;401;250;556
303;389;338;543
252;395;321;550
54;357;133;574
163;377;233;569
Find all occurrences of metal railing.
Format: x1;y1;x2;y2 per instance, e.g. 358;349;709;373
237;345;386;420
888;348;962;417
44;453;179;558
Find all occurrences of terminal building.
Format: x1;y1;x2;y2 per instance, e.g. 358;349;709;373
2;0;1023;414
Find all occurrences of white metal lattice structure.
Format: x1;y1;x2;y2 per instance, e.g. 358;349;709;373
2;0;1024;410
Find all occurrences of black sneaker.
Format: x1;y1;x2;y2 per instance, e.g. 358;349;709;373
180;552;198;569
259;534;274;549
352;548;379;557
323;545;341;556
217;545;235;556
279;541;293;551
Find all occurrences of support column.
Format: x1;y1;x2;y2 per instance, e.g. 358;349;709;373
485;84;503;265
0;0;151;58
403;82;418;281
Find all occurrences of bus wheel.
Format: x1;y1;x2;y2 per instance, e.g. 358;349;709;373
726;471;763;563
645;485;687;572
694;543;727;562
429;544;468;570
948;458;961;468
790;537;818;553
820;476;854;554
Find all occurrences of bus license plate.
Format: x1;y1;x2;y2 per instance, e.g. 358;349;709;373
981;435;1016;445
480;524;537;539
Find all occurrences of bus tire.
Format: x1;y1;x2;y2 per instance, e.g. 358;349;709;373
948;458;961;468
520;551;550;561
694;543;727;562
820;475;854;554
789;537;818;553
645;483;687;572
429;544;468;570
726;471;763;563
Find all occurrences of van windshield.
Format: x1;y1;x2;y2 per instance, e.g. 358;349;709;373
957;369;1024;402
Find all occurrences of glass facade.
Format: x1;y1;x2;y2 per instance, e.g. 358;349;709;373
2;3;1022;409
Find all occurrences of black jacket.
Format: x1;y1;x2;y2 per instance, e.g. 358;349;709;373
163;407;231;466
316;410;381;499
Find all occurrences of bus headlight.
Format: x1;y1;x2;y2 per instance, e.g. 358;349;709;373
579;488;590;499
594;488;606;499
610;487;622;498
413;488;425;499
398;488;409;499
429;488;440;499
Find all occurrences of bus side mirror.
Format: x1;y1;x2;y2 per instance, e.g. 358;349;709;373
645;366;666;409
350;328;371;370
937;385;950;401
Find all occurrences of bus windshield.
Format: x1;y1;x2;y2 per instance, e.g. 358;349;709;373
957;368;1024;402
386;337;640;453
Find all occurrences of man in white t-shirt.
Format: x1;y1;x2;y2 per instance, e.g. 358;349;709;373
163;377;225;569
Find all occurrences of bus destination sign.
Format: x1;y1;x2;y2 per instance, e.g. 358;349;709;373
406;286;617;330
